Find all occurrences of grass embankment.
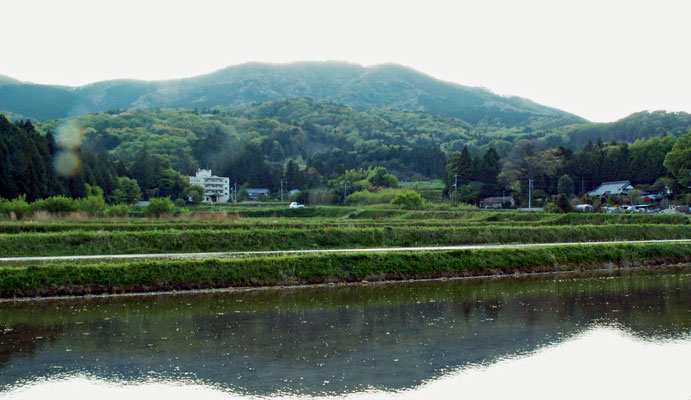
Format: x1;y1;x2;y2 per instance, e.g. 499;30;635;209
359;211;690;224
2;214;688;233
212;206;357;218
1;225;690;257
1;242;689;298
1;211;687;233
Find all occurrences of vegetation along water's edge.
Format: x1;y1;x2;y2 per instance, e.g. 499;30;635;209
1;242;690;298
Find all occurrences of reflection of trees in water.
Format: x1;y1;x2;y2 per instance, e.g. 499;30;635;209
0;272;688;395
0;324;64;370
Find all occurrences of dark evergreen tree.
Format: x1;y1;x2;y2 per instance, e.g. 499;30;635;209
285;160;303;189
557;174;575;197
479;147;500;184
456;147;473;183
129;146;173;199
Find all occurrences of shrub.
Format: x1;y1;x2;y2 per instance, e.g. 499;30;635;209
556;194;572;213
545;194;572;213
307;188;334;205
105;204;131;217
183;185;205;205
75;195;107;216
38;196;77;214
346;189;403;205
0;195;31;219
391;191;425;209
544;203;560;213
454;202;478;210
145;197;175;217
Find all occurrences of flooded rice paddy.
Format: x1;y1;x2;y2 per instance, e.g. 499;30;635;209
0;271;689;399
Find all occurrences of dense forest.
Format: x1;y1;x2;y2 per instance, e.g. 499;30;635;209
32;99;691;179
0;115;121;201
37;99;458;181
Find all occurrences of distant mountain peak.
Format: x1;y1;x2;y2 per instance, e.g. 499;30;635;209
0;61;585;126
0;74;20;84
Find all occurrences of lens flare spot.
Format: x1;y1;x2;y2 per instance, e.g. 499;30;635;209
55;119;85;150
54;151;82;177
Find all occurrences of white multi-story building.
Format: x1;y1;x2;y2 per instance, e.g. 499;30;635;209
188;169;230;203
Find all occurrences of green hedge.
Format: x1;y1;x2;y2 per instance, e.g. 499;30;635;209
1;213;688;234
1;224;690;257
1;242;689;297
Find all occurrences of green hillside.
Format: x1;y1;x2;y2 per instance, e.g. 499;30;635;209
0;62;583;128
552;111;691;148
36;99;690;168
36;99;459;179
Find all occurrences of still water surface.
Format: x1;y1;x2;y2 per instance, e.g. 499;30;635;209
0;271;689;399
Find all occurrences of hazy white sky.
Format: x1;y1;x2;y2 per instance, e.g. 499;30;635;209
1;0;689;122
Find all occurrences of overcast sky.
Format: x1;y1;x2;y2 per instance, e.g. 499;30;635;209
2;0;689;122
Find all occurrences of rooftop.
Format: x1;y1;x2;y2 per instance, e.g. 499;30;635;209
588;181;634;196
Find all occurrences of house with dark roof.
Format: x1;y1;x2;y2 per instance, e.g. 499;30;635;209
480;196;515;208
246;188;270;200
587;181;634;197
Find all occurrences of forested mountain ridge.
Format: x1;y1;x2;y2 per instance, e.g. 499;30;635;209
3;103;690;206
35;99;457;179
34;99;691;167
550;111;691;148
0;62;584;128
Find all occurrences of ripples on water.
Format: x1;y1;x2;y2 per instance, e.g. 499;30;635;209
0;271;689;399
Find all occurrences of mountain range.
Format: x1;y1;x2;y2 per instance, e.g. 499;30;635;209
0;61;584;128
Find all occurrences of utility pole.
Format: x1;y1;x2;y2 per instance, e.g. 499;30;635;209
528;177;533;209
343;182;348;204
280;180;284;202
453;173;458;192
234;182;237;203
581;178;585;196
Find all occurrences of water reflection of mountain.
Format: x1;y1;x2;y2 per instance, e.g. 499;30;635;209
0;272;689;395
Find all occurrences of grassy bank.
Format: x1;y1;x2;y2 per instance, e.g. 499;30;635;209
1;242;689;298
8;224;691;256
3;209;688;226
1;224;690;257
2;216;689;234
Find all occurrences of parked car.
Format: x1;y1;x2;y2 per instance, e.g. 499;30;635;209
289;202;305;209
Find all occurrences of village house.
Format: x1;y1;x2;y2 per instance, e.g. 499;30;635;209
587;181;635;197
246;188;270;200
480;196;515;208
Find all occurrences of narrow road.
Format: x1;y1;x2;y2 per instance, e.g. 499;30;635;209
1;239;690;263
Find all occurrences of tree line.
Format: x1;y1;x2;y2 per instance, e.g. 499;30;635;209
2;110;690;209
443;134;691;206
